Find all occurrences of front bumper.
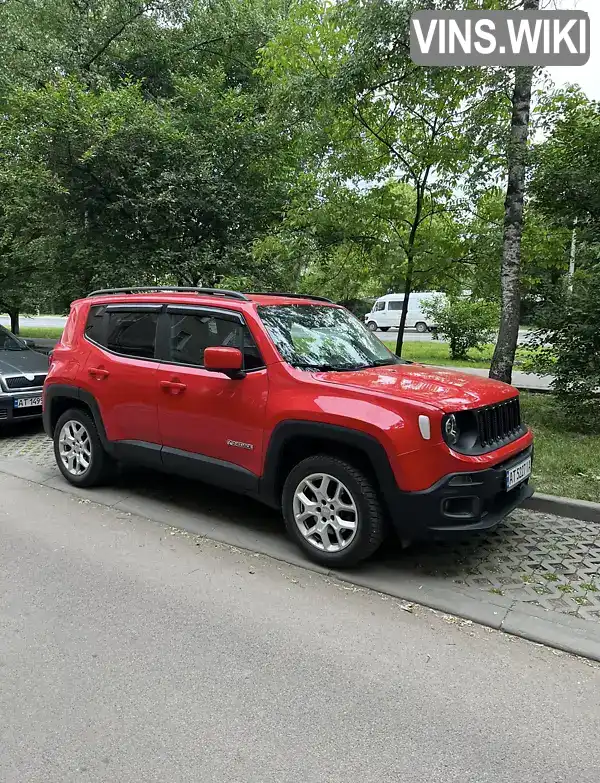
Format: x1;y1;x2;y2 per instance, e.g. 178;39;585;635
0;390;44;423
390;446;534;540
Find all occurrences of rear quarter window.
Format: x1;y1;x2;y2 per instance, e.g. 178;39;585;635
84;305;106;346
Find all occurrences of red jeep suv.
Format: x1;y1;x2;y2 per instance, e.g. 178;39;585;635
43;287;534;567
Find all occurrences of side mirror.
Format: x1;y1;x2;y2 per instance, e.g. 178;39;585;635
204;347;245;379
23;338;36;348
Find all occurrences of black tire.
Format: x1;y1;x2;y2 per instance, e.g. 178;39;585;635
53;408;114;488
366;321;378;332
380;327;390;332
282;455;385;568
415;321;428;333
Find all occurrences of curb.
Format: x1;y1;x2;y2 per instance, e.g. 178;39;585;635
335;569;600;663
524;492;600;524
1;458;600;664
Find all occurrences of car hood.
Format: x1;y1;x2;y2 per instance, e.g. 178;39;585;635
315;363;516;411
0;349;49;378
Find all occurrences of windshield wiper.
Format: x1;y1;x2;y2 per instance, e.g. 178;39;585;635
366;358;401;368
293;362;364;372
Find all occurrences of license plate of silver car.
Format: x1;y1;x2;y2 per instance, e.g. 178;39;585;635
14;396;42;409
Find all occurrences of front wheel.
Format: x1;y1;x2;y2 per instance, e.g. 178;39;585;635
54;408;114;488
415;321;428;333
366;321;378;332
282;455;385;568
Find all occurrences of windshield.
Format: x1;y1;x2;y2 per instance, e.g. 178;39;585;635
0;326;26;351
257;305;403;372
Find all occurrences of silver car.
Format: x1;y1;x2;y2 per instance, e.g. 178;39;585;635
0;326;49;423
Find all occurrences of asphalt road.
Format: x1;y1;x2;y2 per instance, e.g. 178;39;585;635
373;328;533;344
0;315;67;330
1;471;599;783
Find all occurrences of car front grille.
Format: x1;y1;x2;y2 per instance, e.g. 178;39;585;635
476;397;524;449
0;408;7;420
4;374;46;390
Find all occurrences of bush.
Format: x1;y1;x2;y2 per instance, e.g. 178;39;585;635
529;268;600;431
422;296;499;360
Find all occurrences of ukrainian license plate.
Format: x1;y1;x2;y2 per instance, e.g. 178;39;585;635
14;397;42;409
506;457;532;491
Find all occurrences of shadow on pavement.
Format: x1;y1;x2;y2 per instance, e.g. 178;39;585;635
116;464;600;622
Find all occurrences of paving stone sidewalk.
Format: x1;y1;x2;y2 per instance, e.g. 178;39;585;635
2;423;599;623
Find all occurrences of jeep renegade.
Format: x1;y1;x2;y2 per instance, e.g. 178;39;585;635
43;287;534;567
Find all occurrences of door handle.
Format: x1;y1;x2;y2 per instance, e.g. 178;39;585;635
88;367;110;379
160;380;187;394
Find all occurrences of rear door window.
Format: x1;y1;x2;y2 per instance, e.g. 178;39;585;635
106;310;159;359
388;300;404;311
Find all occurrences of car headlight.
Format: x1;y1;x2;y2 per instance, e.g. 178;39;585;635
442;413;460;446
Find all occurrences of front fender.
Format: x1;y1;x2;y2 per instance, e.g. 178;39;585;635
259;419;400;510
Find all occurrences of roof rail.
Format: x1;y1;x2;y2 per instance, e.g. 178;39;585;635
86;286;249;301
246;292;334;304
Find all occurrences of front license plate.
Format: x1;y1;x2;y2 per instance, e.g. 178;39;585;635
14;396;42;409
506;457;532;491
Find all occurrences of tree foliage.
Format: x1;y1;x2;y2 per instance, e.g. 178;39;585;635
530;270;600;430
465;189;571;318
0;0;586;373
0;0;301;325
261;0;510;355
529;94;600;424
532;96;600;242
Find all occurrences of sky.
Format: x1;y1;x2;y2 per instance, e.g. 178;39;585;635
547;0;600;100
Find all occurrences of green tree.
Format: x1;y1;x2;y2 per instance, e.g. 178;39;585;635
529;94;600;423
465;189;571;318
532;97;600;242
0;0;305;317
261;0;508;355
255;178;469;303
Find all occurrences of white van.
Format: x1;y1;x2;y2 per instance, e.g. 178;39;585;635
364;292;441;333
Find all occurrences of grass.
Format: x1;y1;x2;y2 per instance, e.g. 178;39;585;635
520;392;600;503
383;339;540;370
384;340;494;368
18;326;63;339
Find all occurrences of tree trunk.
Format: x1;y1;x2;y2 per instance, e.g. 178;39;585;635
395;187;424;357
490;1;538;384
395;256;415;357
9;309;20;335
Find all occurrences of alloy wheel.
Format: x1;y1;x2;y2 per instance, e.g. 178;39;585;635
58;420;92;477
292;473;359;553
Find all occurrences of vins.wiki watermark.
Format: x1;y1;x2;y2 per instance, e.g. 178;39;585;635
410;10;590;66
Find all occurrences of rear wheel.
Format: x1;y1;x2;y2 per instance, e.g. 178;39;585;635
282;455;385;568
54;408;114;488
415;321;428;333
366;321;378;332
